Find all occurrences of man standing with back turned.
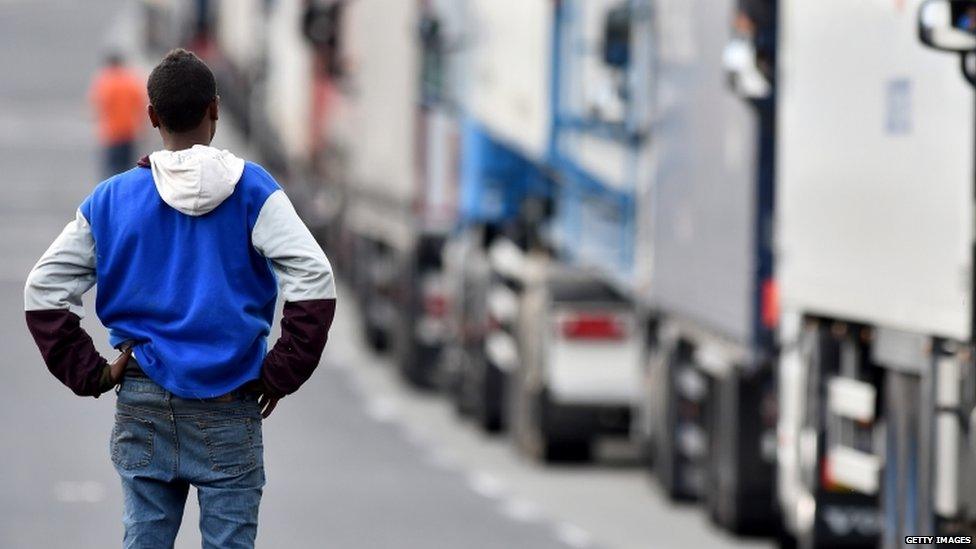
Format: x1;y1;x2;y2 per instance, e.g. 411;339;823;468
24;49;337;548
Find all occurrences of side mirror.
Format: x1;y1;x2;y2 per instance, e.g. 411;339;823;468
723;38;771;99
919;0;976;52
602;4;631;69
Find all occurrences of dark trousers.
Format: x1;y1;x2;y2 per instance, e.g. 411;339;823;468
104;141;135;178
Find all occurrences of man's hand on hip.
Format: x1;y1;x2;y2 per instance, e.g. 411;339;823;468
258;393;279;419
109;344;133;385
244;379;281;418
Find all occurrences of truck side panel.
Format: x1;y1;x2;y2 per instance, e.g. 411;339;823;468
650;0;759;343
777;0;974;341
213;0;264;73
340;0;418;207
264;0;314;163
466;0;552;162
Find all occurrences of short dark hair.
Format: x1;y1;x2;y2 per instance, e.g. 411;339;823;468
147;49;217;133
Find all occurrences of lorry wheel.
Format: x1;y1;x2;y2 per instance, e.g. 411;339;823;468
776;531;798;549
704;370;778;536
364;320;389;352
654;344;702;501
474;394;503;433
472;359;505;433
399;361;436;391
452;355;476;418
396;334;437;390
543;439;592;463
511;373;591;463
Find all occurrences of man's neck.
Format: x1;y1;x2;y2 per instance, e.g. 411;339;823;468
162;138;211;152
161;128;212;152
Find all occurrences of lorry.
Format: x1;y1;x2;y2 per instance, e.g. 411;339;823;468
440;0;553;432
202;0;461;389
633;0;780;535
330;0;458;389
441;0;648;454
506;0;649;459
775;0;976;546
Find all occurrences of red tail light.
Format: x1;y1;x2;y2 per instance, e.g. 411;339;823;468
559;313;627;341
820;455;847;493
424;293;448;318
820;456;832;489
761;278;779;329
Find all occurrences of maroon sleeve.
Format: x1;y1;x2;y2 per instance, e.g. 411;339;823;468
260;298;336;397
25;309;109;397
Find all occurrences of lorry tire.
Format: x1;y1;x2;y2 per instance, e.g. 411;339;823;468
511;371;591;463
452;355;477;418
704;369;778;536
472;358;505;433
654;342;702;501
364;318;390;352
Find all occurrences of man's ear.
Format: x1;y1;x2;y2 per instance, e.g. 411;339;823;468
209;96;219;121
147;104;160;129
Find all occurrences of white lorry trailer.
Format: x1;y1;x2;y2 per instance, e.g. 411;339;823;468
206;0;461;388
775;0;976;546
636;0;780;534
442;0;650;454
506;0;650;460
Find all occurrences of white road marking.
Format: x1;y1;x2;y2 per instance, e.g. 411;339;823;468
365;396;400;423
467;470;506;499
400;422;433;446
555;522;594;548
424;447;460;470
499;497;545;523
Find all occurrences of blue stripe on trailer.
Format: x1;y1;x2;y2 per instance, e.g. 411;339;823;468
458;115;549;227
551;155;636;282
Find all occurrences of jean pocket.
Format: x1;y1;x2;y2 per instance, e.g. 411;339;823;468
197;417;259;476
111;414;155;470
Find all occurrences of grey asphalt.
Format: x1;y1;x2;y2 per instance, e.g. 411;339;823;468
0;1;772;548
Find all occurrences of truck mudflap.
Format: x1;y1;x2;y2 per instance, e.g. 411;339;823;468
704;364;779;535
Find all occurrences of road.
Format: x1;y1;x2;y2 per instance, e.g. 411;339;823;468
0;1;772;548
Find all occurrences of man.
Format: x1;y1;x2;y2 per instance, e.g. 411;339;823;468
89;53;147;178
25;49;336;548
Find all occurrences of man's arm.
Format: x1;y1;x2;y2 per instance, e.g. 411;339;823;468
24;210;115;397
252;190;337;399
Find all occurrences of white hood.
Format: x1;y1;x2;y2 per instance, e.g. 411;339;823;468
149;145;246;216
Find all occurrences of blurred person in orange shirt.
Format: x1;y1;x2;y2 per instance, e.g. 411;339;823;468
89;53;146;178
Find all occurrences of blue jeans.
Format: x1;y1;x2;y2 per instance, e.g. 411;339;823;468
103;141;135;178
111;376;265;548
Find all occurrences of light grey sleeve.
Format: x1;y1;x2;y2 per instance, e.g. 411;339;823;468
252;190;336;301
24;209;97;316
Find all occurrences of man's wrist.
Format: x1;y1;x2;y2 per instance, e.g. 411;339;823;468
95;365;115;397
258;369;287;399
